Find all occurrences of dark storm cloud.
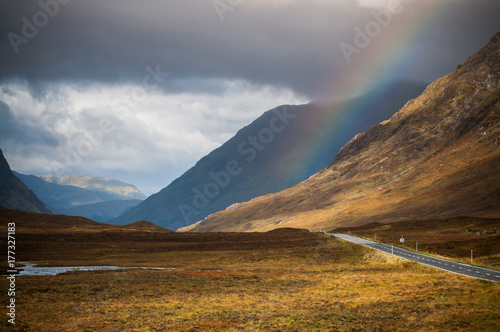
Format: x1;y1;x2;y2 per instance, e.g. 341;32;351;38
1;0;499;101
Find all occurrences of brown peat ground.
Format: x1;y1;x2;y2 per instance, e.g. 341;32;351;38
1;208;499;331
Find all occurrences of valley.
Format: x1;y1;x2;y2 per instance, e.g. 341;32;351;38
1;2;499;331
1;208;499;331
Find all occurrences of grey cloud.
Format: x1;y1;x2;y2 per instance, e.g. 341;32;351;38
1;0;499;101
1;0;498;195
0;101;18;138
0;100;59;147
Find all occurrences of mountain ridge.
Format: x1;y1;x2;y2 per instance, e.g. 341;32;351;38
113;81;426;230
182;31;500;232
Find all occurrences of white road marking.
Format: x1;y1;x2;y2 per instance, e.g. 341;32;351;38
329;233;500;282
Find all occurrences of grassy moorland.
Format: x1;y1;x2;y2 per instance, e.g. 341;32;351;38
0;208;499;331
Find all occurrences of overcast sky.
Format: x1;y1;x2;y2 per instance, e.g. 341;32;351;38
1;0;499;195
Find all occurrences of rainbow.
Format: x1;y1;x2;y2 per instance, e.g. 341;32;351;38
276;0;462;184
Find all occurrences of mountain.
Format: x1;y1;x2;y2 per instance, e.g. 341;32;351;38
0;149;52;214
14;172;110;209
14;172;146;210
182;32;500;232
53;199;143;222
39;174;146;201
112;81;426;230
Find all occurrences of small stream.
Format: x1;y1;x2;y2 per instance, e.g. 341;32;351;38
11;262;169;276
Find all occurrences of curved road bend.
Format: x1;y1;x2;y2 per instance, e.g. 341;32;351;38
329;233;500;282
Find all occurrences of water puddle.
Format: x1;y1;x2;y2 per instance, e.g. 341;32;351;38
11;262;170;276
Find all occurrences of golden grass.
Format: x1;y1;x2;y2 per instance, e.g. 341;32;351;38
1;230;499;331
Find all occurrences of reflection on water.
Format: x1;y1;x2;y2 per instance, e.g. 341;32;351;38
15;262;168;276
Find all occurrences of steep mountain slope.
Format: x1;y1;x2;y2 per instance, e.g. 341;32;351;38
0;149;52;214
113;81;425;230
183;32;500;233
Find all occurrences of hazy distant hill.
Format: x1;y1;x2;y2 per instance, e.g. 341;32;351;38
14;172;146;210
40;174;146;201
113;81;426;230
184;32;500;232
0;149;52;214
53;199;143;223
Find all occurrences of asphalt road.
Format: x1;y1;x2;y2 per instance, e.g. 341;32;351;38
329;233;500;282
